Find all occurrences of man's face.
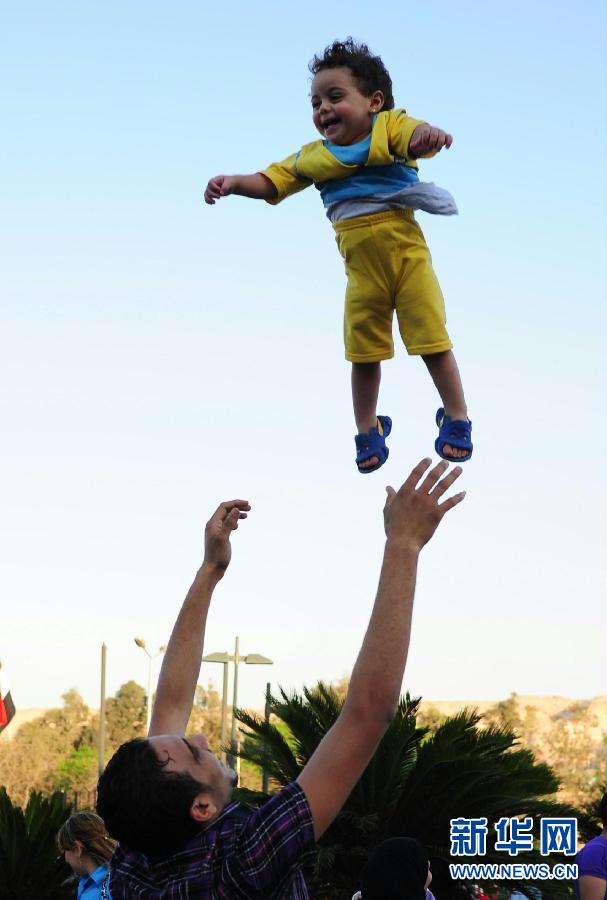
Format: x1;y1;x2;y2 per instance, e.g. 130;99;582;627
311;67;383;146
148;734;237;811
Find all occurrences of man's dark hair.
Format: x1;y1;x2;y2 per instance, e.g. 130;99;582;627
309;38;394;110
97;738;211;856
599;792;607;826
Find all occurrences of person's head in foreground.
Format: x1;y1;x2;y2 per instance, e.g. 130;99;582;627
57;810;116;877
353;836;433;900
97;733;237;856
309;38;393;146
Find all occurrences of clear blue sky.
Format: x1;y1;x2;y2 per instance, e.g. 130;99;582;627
1;1;606;715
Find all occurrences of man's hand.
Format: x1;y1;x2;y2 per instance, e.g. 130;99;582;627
408;124;453;158
203;499;251;575
204;174;239;205
384;459;465;552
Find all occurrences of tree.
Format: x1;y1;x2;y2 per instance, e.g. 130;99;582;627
483;692;523;733
417;704;448;732
54;745;97;797
0;690;92;806
482;696;607;809
104;680;147;748
543;703;607;805
234;684;591;900
0;788;74;899
186;682;224;746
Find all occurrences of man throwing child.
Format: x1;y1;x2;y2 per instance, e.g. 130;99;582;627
97;458;465;898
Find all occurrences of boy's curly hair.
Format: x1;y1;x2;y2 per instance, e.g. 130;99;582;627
309;38;394;110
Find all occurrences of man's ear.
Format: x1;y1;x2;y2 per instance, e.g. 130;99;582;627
189;790;218;824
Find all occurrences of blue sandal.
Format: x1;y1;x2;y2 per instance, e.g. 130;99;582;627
355;416;392;474
435;408;473;461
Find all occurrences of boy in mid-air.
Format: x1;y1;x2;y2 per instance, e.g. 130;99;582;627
205;38;472;472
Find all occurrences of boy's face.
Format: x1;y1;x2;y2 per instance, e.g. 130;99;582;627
311;67;384;145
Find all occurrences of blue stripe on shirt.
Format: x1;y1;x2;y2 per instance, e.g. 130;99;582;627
317;163;419;206
319;122;419;206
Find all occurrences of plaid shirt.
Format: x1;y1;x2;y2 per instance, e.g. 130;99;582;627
109;781;315;899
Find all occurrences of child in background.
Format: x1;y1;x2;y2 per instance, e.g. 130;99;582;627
352;836;437;900
205;38;472;472
57;811;116;899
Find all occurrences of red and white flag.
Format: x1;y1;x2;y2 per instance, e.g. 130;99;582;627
0;659;16;733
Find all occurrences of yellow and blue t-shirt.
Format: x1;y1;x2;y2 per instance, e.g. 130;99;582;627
261;109;457;223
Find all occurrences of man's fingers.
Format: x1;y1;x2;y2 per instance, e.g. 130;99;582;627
400;458;432;493
226;507;241;530
219;499;251;514
438;490;466;514
208;499;251;528
430;464;463;498
419;459;449;493
384;485;397;509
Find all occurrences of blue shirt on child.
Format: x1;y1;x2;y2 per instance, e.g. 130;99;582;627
77;864;112;900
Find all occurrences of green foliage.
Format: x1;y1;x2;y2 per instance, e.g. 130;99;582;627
104;680;147;747
543;704;607;804
235;685;589;900
0;689;94;806
483;694;607;807
0;678;239;805
0;787;74;899
1;681;146;806
186;682;224;747
417;704;448;732
54;744;97;793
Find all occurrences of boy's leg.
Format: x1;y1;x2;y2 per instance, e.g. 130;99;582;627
352;362;382;469
422;350;469;460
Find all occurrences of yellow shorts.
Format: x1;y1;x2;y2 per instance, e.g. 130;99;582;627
333;209;453;361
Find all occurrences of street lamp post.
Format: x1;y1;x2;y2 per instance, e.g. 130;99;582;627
202;636;272;766
134;638;166;734
98;643;107;777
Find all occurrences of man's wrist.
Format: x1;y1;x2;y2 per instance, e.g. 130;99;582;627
198;560;226;584
384;536;422;558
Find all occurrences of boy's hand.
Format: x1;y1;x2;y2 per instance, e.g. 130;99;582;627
204;175;238;205
383;459;465;552
408;124;453;158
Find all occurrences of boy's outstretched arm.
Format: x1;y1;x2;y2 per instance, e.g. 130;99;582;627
408;123;453;158
204;173;278;205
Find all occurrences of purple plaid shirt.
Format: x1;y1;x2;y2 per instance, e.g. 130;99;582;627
109;781;315;899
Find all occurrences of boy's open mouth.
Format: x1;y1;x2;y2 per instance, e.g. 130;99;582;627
322;117;340;130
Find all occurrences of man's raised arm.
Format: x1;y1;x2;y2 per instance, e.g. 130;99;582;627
297;459;465;840
148;499;251;737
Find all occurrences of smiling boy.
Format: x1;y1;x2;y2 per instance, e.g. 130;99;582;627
205;38;472;470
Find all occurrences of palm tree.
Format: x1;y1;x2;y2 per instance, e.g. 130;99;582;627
235;685;592;900
0;788;74;899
